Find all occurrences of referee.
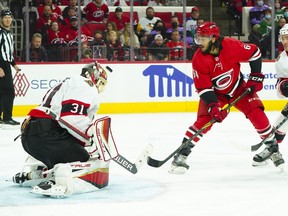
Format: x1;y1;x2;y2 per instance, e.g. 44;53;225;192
0;9;21;126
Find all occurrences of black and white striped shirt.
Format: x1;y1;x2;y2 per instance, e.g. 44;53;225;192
0;27;15;65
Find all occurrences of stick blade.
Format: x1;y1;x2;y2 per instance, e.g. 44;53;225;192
147;156;165;168
251;142;263;152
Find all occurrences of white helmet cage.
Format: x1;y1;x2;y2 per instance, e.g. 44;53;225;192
279;23;288;42
81;62;108;93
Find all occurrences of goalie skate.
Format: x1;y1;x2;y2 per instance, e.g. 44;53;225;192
169;154;189;174
31;180;67;198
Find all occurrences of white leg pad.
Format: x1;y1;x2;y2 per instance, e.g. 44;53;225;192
54;163;73;196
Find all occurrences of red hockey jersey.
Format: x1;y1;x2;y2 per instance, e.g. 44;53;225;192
192;37;261;97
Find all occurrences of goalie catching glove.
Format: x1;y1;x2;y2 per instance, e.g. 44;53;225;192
208;102;228;123
246;72;264;93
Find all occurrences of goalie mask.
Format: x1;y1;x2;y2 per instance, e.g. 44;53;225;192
81;62;108;93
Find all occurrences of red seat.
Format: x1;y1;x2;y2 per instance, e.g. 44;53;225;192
153;12;172;23
84;23;106;34
125;1;140;6
174;12;191;25
108;11;139;23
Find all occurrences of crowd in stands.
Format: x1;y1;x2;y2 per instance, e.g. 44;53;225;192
224;0;288;59
8;0;201;62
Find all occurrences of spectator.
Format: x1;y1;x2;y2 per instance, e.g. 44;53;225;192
83;0;109;23
107;7;130;33
275;0;284;25
105;30;124;61
62;0;80;19
104;21;118;42
36;5;64;46
62;7;77;29
21;33;48;62
104;0;127;6
147;19;167;45
147;0;163;6
88;30;106;59
147;34;168;61
136;6;161;35
37;0;62;17
74;42;93;61
249;0;270;30
166;15;183;40
186;6;200;38
47;21;67;61
89;30;106;46
63;16;93;46
166;29;189;60
256;8;273;58
275;17;287;55
119;23;140;60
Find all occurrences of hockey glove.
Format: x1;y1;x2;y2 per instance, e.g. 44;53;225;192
279;79;288;97
246;73;264;93
208;102;228;123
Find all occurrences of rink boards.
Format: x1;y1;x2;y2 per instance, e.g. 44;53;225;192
12;61;283;116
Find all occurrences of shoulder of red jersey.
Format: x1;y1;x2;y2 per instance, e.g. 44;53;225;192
221;37;261;61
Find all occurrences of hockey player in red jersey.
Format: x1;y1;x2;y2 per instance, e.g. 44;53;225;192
169;22;284;174
12;62;113;197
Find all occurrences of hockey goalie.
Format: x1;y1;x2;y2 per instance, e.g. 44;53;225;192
12;62;118;198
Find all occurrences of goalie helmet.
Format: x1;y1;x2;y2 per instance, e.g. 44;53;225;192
81;62;108;93
194;22;220;45
1;9;13;18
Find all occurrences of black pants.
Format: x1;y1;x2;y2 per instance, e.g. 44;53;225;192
21;118;90;169
0;61;15;121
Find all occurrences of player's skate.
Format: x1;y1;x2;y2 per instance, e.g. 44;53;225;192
270;151;285;169
252;138;279;167
169;153;189;174
31;180;67;198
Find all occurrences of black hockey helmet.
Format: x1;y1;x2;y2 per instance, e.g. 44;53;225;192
1;9;13;18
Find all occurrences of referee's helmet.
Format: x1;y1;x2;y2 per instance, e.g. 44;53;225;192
1;9;13;18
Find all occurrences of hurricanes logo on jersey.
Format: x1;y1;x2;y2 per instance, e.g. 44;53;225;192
212;69;233;90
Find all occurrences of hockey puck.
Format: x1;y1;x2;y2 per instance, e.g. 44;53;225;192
105;66;113;73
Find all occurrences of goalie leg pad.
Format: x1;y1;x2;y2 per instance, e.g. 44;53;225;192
31;163;73;198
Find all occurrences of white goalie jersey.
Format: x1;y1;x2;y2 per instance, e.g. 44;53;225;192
28;75;100;143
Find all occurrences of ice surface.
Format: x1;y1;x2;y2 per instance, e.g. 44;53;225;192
1;112;288;216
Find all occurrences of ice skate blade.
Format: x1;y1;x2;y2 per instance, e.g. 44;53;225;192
168;164;188;174
252;160;270;167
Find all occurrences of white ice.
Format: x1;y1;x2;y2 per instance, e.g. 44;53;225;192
1;111;288;216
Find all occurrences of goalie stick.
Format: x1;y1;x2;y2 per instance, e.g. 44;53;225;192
147;88;251;168
45;109;153;174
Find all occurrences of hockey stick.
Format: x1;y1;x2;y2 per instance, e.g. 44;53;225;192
45;109;153;174
147;88;251;168
251;114;288;152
